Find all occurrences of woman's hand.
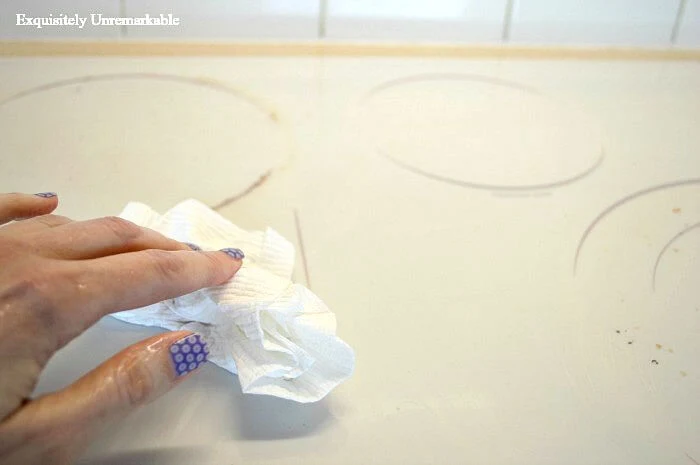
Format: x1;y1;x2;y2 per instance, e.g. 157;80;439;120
0;193;243;464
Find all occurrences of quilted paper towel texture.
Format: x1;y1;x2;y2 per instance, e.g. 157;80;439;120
112;199;355;403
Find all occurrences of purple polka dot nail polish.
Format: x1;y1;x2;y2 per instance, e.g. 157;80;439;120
34;192;56;198
220;248;245;260
184;242;202;251
169;334;208;377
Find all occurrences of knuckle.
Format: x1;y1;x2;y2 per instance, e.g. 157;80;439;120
19;280;60;330
34;214;71;228
115;354;157;408
144;249;185;279
201;252;228;283
5;267;58;320
0;265;64;348
100;216;142;242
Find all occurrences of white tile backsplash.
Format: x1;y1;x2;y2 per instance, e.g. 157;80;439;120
0;0;695;47
678;0;700;46
123;0;319;39
0;0;120;38
325;0;507;42
510;0;681;46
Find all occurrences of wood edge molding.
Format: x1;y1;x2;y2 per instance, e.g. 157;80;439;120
1;40;699;61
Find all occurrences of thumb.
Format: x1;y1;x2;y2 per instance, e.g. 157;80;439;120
0;331;208;465
0;192;58;225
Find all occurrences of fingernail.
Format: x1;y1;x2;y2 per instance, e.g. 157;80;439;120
34;192;57;198
220;248;244;260
169;334;208;377
184;242;202;251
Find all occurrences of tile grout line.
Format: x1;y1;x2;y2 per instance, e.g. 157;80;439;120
671;0;688;45
318;0;328;39
293;209;312;289
501;0;515;42
119;0;128;38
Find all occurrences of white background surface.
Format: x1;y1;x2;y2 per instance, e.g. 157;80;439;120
0;0;699;47
0;56;699;464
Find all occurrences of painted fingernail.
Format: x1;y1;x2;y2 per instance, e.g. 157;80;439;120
184;242;202;251
34;192;57;198
169;334;208;377
220;248;244;260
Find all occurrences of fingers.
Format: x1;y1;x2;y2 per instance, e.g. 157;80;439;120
0;193;58;225
33;216;190;260
52;248;243;342
0;214;72;237
2;214;188;259
0;331;207;465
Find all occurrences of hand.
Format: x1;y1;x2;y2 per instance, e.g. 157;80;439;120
0;193;243;464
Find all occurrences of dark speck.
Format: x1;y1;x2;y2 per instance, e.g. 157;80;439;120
627;341;633;345
651;359;659;365
615;330;621;334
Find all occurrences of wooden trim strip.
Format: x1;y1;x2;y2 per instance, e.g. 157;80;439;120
1;40;699;61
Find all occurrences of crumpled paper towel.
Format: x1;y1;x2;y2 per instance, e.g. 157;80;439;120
112;199;354;403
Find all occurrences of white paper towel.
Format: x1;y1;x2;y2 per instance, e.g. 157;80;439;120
113;199;355;403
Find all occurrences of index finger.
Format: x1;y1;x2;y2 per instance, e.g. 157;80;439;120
53;248;244;343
